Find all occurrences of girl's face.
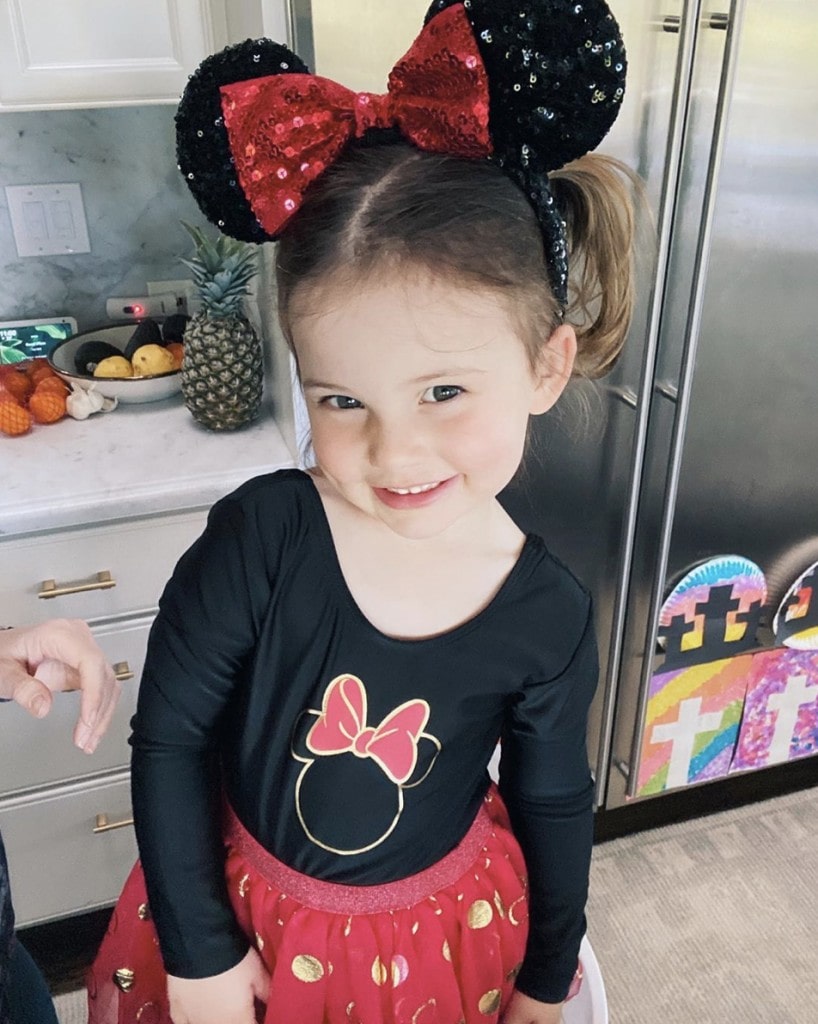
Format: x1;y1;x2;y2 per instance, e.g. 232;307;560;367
293;272;575;541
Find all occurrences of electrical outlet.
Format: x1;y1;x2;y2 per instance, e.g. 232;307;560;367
147;279;194;314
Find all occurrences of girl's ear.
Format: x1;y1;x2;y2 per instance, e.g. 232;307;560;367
530;323;577;415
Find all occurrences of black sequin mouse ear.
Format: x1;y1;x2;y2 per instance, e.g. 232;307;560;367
175;38;310;242
425;0;626;173
425;0;626;305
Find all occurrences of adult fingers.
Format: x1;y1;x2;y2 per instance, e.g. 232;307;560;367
74;656;121;753
22;619;119;753
35;658;80;693
5;663;54;719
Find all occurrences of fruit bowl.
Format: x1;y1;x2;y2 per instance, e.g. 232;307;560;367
48;324;182;405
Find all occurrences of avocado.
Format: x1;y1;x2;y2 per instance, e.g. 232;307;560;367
124;318;164;360
74;340;123;375
162;314;190;343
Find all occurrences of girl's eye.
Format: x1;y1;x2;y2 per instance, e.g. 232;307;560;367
422;385;463;403
321;395;363;410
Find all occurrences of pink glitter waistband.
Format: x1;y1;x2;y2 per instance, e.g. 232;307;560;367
223;795;495;914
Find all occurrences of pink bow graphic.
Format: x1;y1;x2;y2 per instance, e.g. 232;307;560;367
305;675;430;785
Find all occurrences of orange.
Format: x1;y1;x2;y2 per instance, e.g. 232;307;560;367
29;388;66;424
166;342;184;369
30;364;59;386
0;399;32;435
2;370;33;405
35;375;69;396
0;381;21;405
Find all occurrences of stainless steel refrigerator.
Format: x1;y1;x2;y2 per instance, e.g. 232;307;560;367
288;0;818;818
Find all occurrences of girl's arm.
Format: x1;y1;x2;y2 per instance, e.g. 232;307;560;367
498;596;598;1007
131;493;276;982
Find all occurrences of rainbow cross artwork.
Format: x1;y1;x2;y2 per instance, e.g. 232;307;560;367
634;553;818;796
731;649;818;770
773;559;818;650
636;655;750;795
658;556;766;669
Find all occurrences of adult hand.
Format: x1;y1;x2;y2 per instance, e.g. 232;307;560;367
0;619;119;753
502;989;564;1024
167;948;270;1024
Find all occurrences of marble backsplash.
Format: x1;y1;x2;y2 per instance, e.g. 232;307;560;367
0;105;212;331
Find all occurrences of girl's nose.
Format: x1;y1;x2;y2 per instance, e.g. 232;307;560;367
367;415;425;471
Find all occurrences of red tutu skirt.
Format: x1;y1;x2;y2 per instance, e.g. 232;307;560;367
88;786;581;1024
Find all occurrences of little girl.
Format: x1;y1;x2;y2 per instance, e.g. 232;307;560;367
89;2;636;1023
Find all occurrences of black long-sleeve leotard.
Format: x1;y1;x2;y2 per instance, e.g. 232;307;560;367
130;469;597;1004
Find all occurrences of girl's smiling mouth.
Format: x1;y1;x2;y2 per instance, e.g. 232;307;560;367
373;477;456;508
386;482;441;495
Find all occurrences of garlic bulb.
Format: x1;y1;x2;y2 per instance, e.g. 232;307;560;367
66;382;117;420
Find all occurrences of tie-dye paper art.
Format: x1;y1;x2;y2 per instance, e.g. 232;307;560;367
658;556;766;670
635;656;750;796
731;648;818;770
773;559;818;650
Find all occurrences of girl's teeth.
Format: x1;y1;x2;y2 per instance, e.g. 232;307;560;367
388;482;439;495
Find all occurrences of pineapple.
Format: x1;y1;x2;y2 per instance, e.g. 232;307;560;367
179;222;263;431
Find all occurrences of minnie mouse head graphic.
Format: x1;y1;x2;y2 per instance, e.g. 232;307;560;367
291;674;441;855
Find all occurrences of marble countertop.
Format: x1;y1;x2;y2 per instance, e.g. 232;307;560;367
1;393;295;538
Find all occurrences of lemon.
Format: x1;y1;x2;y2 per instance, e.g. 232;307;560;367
131;344;176;377
94;355;133;378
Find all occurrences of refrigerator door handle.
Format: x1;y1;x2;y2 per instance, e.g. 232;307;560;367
594;0;706;806
625;0;749;799
660;12;730;32
603;383;638;410
708;12;731;30
654;380;679;402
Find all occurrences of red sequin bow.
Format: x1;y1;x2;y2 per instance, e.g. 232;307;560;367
220;4;491;237
305;675;431;785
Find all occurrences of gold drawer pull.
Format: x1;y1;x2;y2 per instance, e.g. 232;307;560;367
93;812;134;834
38;570;116;599
113;661;134;682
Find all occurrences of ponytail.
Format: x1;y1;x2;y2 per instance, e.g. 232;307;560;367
550;153;641;379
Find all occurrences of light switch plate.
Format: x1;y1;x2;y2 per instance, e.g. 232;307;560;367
5;182;91;257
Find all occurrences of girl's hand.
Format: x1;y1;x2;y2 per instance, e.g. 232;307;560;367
167;948;270;1024
502;989;564;1024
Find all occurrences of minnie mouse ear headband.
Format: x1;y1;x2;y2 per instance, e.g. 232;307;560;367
176;0;626;308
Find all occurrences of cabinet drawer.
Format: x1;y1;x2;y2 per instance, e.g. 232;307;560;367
0;618;153;795
0;511;206;625
1;775;137;927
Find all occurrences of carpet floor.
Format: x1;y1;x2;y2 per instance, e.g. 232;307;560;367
51;785;817;1024
586;785;817;1023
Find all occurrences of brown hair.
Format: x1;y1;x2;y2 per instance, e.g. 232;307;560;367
276;143;638;380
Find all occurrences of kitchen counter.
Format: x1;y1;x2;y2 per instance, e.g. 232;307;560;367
1;393;295;538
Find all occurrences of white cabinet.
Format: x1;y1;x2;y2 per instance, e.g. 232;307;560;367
0;774;138;926
0;511;208;626
0;508;207;925
0;0;292;111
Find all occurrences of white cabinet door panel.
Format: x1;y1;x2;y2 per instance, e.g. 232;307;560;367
0;510;206;626
0;775;137;927
0;0;225;109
